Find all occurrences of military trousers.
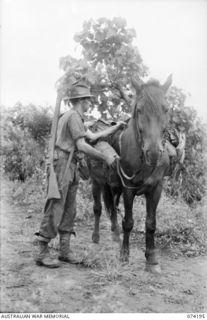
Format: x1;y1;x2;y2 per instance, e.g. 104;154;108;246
38;151;79;242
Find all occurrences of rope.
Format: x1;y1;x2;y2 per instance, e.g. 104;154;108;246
116;159;142;190
119;165;137;180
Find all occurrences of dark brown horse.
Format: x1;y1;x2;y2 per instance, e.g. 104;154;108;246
87;75;173;273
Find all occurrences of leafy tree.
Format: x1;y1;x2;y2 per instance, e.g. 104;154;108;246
57;17;148;119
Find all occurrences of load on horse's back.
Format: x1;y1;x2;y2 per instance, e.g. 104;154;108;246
86;74;186;273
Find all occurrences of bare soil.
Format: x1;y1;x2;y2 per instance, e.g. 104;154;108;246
1;178;207;313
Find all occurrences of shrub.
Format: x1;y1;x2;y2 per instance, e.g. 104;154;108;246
165;87;207;204
1;103;52;181
6;102;52;144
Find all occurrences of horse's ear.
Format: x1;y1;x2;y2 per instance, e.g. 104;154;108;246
162;74;172;93
131;77;143;95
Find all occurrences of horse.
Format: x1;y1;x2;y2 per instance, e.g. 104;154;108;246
87;74;173;273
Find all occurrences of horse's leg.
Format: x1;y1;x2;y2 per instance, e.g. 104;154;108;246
110;188;122;242
145;181;163;273
102;185;121;242
120;189;136;262
92;180;102;244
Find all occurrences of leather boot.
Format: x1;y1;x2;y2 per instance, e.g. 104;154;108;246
35;240;60;268
59;233;82;264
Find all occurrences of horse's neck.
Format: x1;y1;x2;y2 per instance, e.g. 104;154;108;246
120;118;143;174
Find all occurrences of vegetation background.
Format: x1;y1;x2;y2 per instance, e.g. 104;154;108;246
1;17;207;255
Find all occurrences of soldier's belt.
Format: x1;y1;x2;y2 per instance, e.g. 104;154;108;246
55;147;77;164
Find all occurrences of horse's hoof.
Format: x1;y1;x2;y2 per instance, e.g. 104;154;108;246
120;250;129;263
112;232;121;243
120;259;129;266
92;233;100;244
145;263;162;274
120;257;129;265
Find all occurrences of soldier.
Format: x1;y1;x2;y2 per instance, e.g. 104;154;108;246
35;81;124;268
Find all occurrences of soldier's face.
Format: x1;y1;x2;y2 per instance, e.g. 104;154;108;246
82;98;91;113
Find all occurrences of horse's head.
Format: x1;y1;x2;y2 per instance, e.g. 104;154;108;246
132;75;172;167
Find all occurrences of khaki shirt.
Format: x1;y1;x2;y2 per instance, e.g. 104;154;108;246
55;109;86;153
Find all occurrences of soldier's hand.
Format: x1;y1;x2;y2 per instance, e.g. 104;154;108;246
105;154;119;167
116;121;126;130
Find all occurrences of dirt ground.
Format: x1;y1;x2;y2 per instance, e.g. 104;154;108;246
1;178;207;313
